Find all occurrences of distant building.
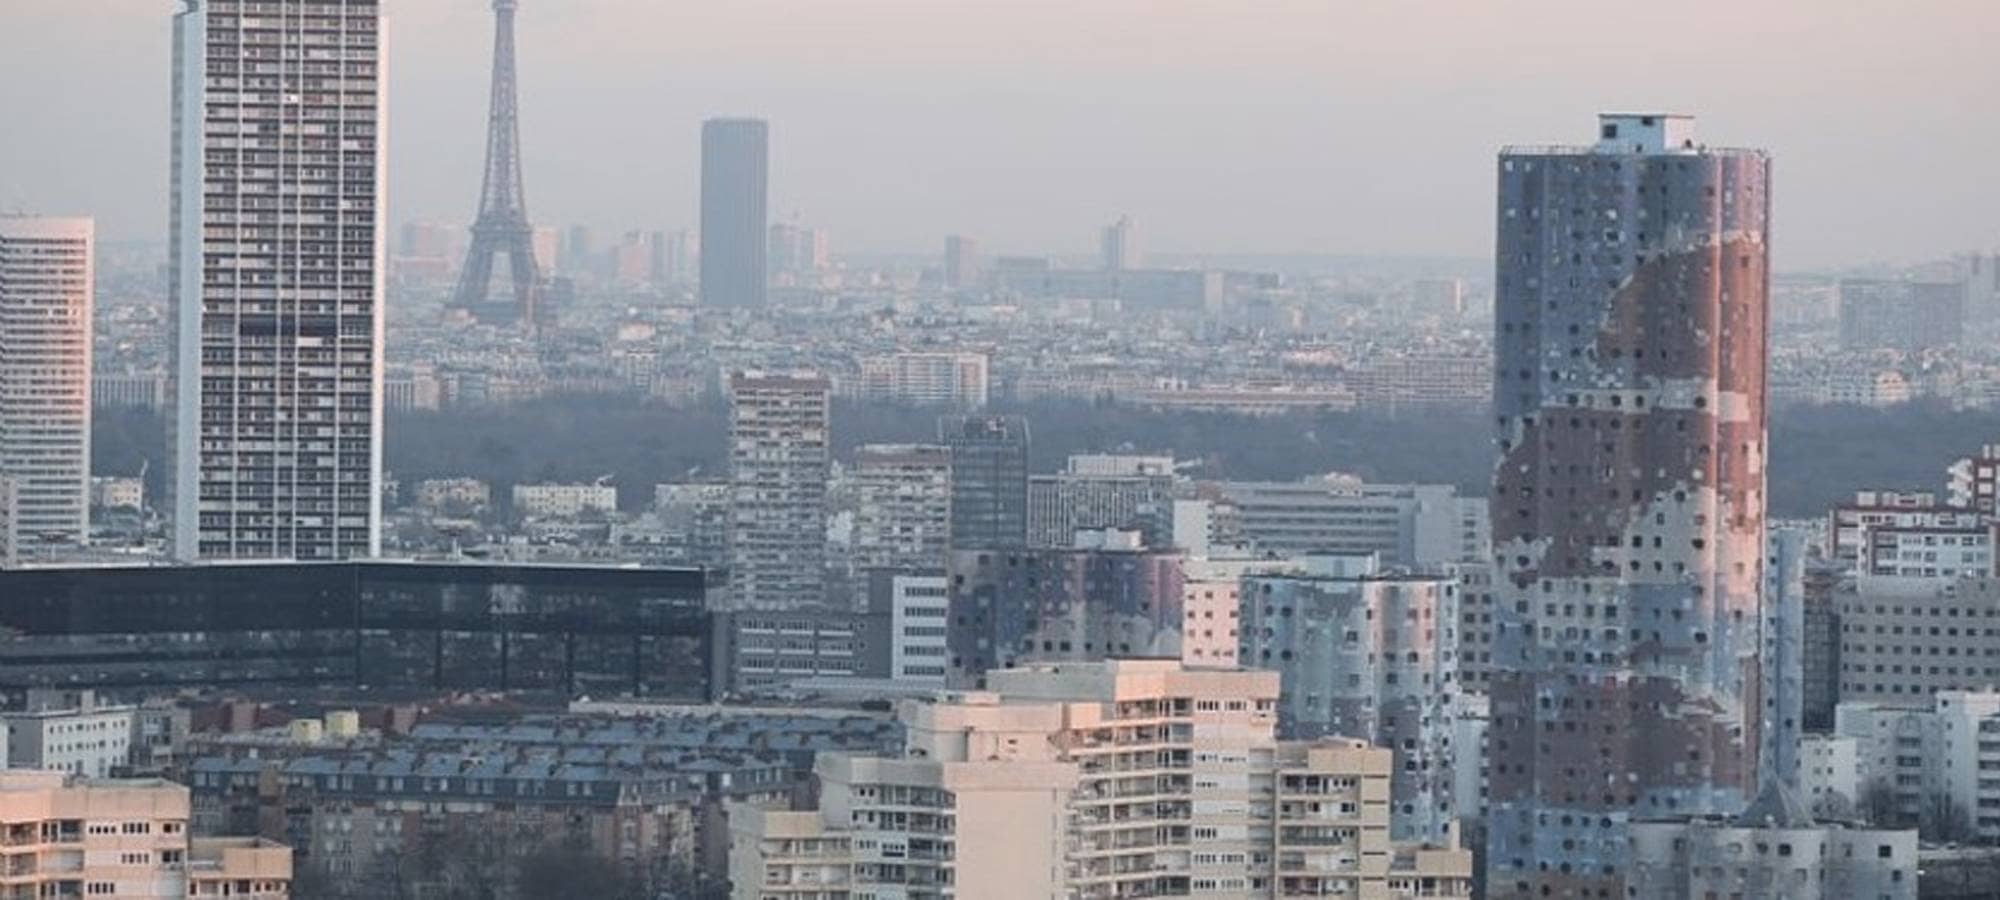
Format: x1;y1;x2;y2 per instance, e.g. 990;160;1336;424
1838;279;1966;351
945;540;1184;686
872;570;951;686
728;659;1474;900
938;414;1029;549
1410;277;1467;317
1947;442;2000;516
1209;478;1487;567
1100;214;1139;270
993;267;1221;311
942;234;978;289
3;689;135;777
415;477;492;513
720;609;893;693
1026;454;1176;548
850;444;953;572
0;770;292;900
1627;786;1916;900
510;481;617;518
856;352;989;408
767;222;827;278
1827;490;1952;568
1346;352;1491;411
655;481;732;569
0;476;16;570
728;371;831;610
91;370;168;410
0;216;94;548
1240;557;1473;842
699;118;770;308
90;476;144;511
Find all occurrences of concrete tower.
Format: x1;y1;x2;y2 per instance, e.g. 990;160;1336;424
171;0;386;561
1486;113;1771;898
727;371;829;609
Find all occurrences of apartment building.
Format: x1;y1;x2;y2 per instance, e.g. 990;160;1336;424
1627;786;1916;900
729;371;832;610
1027;455;1176;549
510;481;617;518
2;689;137;777
1207;479;1484;567
945;541;1185;687
1838;691;2000;840
851;444;953;572
1239;557;1473;842
0;770;291;899
856;352;989;408
1835;575;2000;703
728;659;1473;900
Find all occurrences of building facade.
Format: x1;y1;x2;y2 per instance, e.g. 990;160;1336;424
856;352;990;408
1027;455;1176;549
0;770;292;899
1209;479;1485;567
0;216;93;548
1838;278;1965;351
1239;558;1471;842
1835;575;2000;704
171;0;386;561
699;118;769;308
729;660;1474;900
729;371;831;610
2;689;136;777
946;544;1185;687
939;414;1030;550
1627;789;1916;900
850;443;954;572
1487;113;1771;897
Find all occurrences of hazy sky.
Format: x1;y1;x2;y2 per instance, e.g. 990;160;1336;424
2;1;1993;269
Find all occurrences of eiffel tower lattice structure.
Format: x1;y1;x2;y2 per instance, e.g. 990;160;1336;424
452;0;540;326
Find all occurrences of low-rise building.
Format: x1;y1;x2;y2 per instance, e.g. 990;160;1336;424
511;481;618;518
3;688;136;777
1627;786;1916;900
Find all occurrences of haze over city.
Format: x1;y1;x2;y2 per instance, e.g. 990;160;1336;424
4;1;2000;899
3;0;1994;267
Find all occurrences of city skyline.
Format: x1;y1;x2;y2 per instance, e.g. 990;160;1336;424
1;2;1992;269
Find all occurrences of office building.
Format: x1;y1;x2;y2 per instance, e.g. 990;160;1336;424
1100;214;1139;270
768;222;828;277
170;0;386;561
1835;575;2000;704
728;659;1475;900
1240;557;1472;842
856;351;990;408
719;608;893;693
0;562;712;699
939;414;1030;549
945;538;1184;686
699;118;769;308
1487;113;1771;897
850;443;954;572
728;371;831;610
1838;279;1966;351
873;570;952;686
943;234;978;289
1209;479;1487;567
1027;454;1176;548
1627;787;1916;900
2;689;136;777
0;770;292;900
0;216;93;550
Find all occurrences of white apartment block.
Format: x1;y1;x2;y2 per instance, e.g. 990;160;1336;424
91;476;145;511
851;444;953;572
1797;733;1861;820
1827;490;1956;570
1627;789;1916;900
0;216;93;547
1859;523;1995;581
0;770;292;899
511;481;617;518
856;352;989;408
3;690;138;778
729;659;1473;900
729;371;832;610
413;477;490;512
886;572;951;686
1209;480;1485;568
171;0;386;561
1838;691;2000;840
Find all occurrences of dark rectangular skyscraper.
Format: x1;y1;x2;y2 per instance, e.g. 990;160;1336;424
939;414;1029;549
1486;114;1770;899
699;118;769;308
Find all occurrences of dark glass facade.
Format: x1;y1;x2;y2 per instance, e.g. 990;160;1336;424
0;562;713;699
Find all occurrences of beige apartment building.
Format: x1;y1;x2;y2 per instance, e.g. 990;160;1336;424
730;659;1472;900
0;769;291;899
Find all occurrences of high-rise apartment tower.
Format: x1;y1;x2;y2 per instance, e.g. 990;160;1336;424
699;118;769;308
0;217;93;548
1486;113;1770;898
171;0;386;561
728;371;830;609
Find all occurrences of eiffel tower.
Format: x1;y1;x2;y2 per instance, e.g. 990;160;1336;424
453;0;540;326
